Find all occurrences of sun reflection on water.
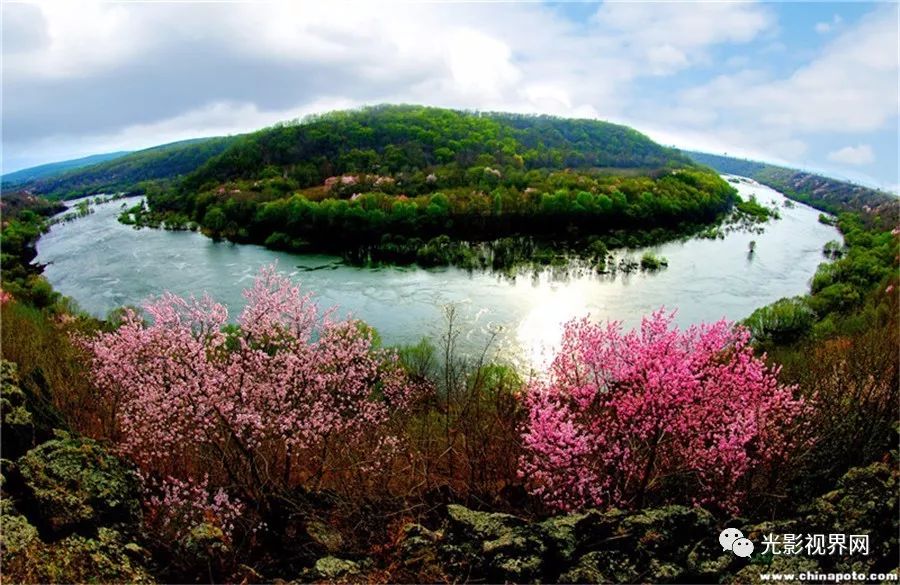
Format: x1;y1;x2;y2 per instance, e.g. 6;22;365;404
516;280;591;371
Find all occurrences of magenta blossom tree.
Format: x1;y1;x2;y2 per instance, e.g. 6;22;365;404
82;265;424;536
519;310;811;514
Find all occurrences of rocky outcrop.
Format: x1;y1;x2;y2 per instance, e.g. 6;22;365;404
387;462;899;584
1;361;35;460
1;523;154;584
0;378;152;584
17;433;142;536
390;504;736;583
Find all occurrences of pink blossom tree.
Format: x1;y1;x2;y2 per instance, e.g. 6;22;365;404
519;310;811;514
82;265;424;536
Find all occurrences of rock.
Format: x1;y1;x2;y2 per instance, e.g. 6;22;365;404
559;550;640;584
803;462;898;573
394;523;445;582
444;505;545;582
685;537;738;579
2;527;154;584
301;555;368;582
0;361;34;460
0;499;39;555
571;507;630;551
621;505;716;557
446;503;527;539
731;556;820;585
18;435;141;535
539;512;584;563
184;522;229;560
648;558;685;582
306;520;344;554
1;458;14;490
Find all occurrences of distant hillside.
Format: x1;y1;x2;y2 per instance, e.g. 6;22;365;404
685;151;897;218
1;151;131;188
183;104;693;192
24;137;238;200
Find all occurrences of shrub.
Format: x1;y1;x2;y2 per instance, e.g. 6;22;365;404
80;265;425;537
519;310;811;513
400;306;525;502
639;252;667;270
743;296;816;345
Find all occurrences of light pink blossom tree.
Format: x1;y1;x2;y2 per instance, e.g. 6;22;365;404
82;265;424;536
519;310;811;513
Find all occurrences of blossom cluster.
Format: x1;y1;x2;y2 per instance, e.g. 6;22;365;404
519;309;811;513
82;264;423;530
144;474;244;539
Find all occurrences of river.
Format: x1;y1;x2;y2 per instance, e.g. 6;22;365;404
34;176;840;369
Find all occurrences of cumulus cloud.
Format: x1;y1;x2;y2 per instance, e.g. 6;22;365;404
827;144;875;166
1;0;896;187
592;2;774;74
630;5;898;182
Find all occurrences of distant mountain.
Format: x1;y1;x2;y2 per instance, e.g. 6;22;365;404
1;151;131;188
684;150;897;217
23;137;238;200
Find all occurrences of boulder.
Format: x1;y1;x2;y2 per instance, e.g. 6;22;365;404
184;522;229;560
444;504;546;582
2;526;153;584
18;435;141;535
619;505;716;558
539;511;584;563
299;555;369;582
1;361;34;460
559;549;639;584
0;498;39;555
396;522;443;580
803;462;898;573
306;520;344;554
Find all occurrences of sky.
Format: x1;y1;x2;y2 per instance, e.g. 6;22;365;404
2;1;898;192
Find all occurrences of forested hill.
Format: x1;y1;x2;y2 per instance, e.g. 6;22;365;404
1;151;130;189
22;137;237;200
125;105;745;268
182;105;693;192
685;150;897;218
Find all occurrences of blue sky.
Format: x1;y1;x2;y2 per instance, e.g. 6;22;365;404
3;1;898;191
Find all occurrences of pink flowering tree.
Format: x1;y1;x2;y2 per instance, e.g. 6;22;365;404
82;265;424;536
519;310;811;514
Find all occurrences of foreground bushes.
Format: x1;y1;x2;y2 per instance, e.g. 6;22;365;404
520;311;810;514
81;266;426;543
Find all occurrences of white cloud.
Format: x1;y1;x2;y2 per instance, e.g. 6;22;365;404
827;144;875;166
593;2;773;74
666;7;898;137
2;1;896;187
444;29;521;100
815;14;843;34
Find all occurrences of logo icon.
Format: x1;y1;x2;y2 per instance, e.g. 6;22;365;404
720;528;754;558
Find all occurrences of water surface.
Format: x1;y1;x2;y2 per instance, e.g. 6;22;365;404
35;177;840;369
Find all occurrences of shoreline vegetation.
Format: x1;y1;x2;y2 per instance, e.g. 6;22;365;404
116;186;777;273
1;106;898;583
